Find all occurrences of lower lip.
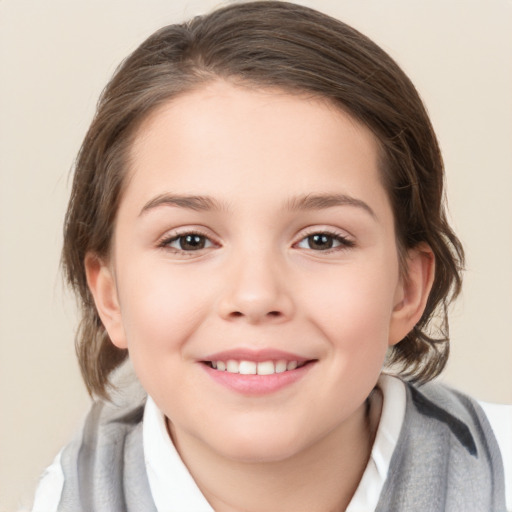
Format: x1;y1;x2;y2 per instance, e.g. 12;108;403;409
202;362;314;395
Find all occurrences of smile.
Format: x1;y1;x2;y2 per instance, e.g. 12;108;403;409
201;350;316;395
205;359;307;375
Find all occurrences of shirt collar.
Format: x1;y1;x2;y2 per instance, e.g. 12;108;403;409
143;374;406;512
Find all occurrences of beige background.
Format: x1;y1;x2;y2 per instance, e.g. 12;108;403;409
1;0;511;510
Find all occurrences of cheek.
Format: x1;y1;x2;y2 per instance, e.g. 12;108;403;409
301;259;399;350
115;264;215;402
116;261;211;352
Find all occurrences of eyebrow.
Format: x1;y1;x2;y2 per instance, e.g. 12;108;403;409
139;194;228;216
139;192;376;219
286;193;376;219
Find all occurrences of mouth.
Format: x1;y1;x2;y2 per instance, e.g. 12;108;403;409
203;359;310;375
199;350;316;395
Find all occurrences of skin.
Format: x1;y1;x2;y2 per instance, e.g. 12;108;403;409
86;81;434;511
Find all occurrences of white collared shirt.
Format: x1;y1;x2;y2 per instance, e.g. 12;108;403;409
143;374;406;512
32;374;407;512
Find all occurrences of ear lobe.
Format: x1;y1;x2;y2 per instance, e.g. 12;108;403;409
389;243;435;346
85;253;128;349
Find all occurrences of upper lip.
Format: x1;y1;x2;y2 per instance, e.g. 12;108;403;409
202;348;312;363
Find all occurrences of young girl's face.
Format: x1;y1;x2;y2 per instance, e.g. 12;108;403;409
90;80;417;463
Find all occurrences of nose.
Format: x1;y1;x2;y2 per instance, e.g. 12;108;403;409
216;249;295;324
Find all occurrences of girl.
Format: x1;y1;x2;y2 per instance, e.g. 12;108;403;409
33;1;506;510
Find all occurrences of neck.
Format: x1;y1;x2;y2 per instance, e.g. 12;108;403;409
168;390;382;512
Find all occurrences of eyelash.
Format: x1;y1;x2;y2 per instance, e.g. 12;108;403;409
294;229;355;253
158;230;217;255
158;229;355;255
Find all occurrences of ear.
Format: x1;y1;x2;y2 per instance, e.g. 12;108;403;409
389;243;435;346
85;253;128;349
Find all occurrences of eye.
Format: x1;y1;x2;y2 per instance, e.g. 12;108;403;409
296;232;354;251
161;232;214;252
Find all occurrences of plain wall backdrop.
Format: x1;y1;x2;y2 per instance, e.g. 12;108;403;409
1;0;511;510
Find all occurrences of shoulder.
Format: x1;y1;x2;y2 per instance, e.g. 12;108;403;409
32;394;149;512
381;380;507;511
59;395;147;480
406;382;503;470
412;382;505;504
405;380;502;461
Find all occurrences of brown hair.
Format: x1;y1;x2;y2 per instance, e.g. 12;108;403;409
62;0;464;399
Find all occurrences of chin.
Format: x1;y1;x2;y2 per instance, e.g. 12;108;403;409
210;425;312;464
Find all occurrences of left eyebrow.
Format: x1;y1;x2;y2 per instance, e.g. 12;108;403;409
285;193;377;219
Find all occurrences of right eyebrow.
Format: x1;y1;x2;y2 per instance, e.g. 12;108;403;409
139;194;228;216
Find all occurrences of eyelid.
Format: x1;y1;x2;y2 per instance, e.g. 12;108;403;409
155;225;355;255
157;226;220;252
293;226;356;251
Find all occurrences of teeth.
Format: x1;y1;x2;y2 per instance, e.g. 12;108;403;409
226;360;239;373
275;360;287;373
210;359;302;375
239;361;257;375
257;361;275;375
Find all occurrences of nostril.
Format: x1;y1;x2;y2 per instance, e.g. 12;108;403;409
228;310;282;319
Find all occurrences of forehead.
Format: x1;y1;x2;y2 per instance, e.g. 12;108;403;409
124;80;389;218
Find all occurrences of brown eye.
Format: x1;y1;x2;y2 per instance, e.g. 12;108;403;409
307;234;335;250
296;232;354;251
179;234;206;250
164;233;213;251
